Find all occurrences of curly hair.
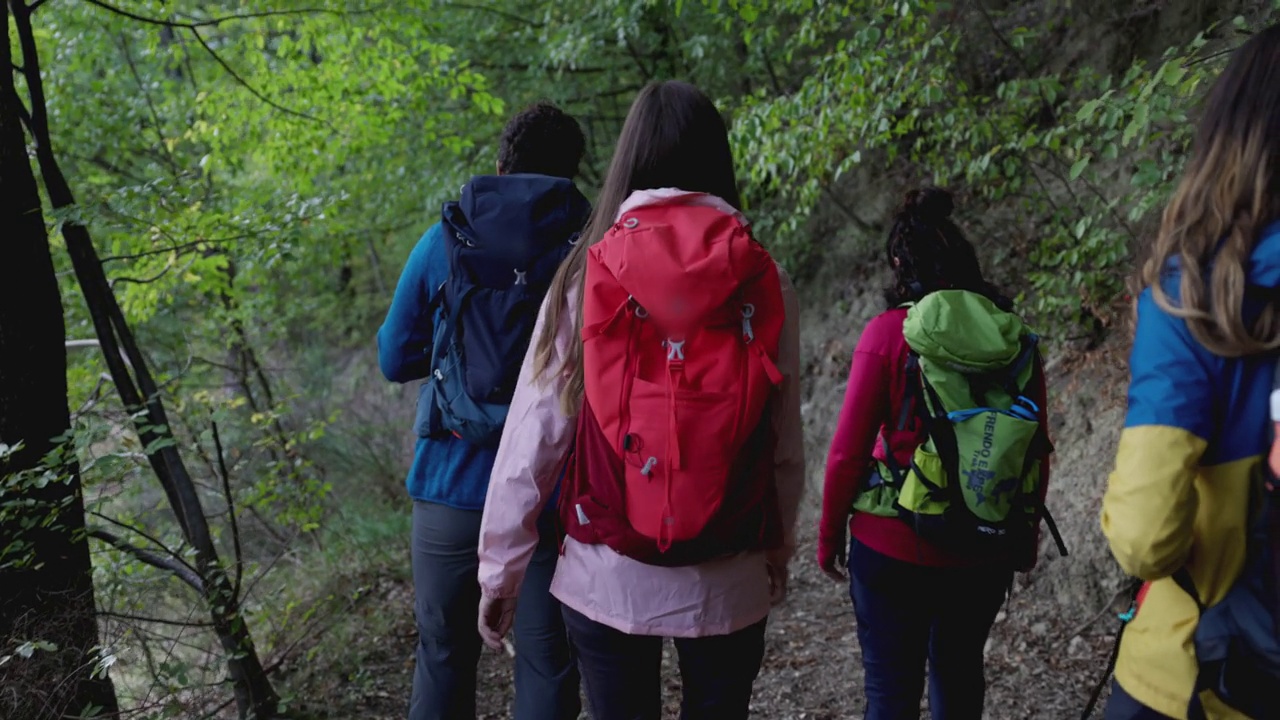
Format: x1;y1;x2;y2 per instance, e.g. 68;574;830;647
497;102;586;180
883;187;1011;310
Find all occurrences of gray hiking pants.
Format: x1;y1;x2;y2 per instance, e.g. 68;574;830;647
409;501;579;720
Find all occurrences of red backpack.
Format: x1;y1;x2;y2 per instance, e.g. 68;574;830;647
558;195;786;566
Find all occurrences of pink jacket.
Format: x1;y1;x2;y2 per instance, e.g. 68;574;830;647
477;189;806;637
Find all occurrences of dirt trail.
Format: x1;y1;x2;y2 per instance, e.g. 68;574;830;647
309;518;1123;720
307;200;1134;718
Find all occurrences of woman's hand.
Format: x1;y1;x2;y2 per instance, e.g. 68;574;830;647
816;527;848;583
478;595;518;651
765;550;790;605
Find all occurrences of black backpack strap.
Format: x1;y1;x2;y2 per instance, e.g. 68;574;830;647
880;436;906;487
999;333;1041;399
913;371;965;508
1080;578;1144;720
879;354;922;488
1172;567;1205;613
898;354;921;431
1040;504;1069;558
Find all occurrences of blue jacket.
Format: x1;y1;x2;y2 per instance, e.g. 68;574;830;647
1101;221;1280;719
377;174;589;509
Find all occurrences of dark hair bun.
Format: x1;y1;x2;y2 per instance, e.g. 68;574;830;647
903;187;954;223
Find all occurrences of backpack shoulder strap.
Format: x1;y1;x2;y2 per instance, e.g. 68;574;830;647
879;353;924;487
1008;333;1041;392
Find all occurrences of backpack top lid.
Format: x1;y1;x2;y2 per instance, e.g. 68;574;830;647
591;198;772;333
903;289;1027;372
443;173;591;271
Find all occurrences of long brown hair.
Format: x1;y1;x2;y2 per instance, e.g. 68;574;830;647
532;80;742;413
1143;24;1280;356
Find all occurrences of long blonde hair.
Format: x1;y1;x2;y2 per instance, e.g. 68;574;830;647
532;81;743;414
1143;24;1280;357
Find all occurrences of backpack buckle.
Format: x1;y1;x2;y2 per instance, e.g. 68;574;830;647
664;338;686;361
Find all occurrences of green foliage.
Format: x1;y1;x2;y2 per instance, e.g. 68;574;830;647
13;0;1280;713
726;1;1280;330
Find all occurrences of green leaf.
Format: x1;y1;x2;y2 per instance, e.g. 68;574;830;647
1070;156;1090;180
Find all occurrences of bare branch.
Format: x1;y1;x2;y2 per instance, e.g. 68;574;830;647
438;1;543;28
80;0;372;30
100;234;261;263
14;95;34;136
63;151;148;184
90;528;206;594
211;421;244;605
820;184;874;235
99;610;214;628
108;258;182;287
115;31;180;174
72;372;114;420
622;36;654;81
188;27;326;125
80;0;330;125
87;510;199;575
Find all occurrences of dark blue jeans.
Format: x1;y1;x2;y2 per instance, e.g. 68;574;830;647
561;605;767;720
409;502;579;720
1103;681;1176;720
848;538;1011;720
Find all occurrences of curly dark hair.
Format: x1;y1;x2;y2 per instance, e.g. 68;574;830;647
883;187;1011;310
497;102;586;179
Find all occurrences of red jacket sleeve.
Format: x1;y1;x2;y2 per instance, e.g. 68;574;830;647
818;345;892;559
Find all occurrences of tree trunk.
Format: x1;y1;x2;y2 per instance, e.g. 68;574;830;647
9;2;282;717
0;1;120;717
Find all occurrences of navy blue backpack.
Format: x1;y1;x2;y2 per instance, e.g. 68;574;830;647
1178;357;1280;719
414;175;589;447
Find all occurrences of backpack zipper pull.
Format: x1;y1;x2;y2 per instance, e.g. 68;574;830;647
640;456;658;477
741;303;756;343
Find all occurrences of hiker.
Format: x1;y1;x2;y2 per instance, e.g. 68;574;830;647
377;102;591;720
818;187;1058;720
474;80;805;720
1100;25;1280;720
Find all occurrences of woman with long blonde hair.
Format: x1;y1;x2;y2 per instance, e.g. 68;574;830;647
1102;24;1280;720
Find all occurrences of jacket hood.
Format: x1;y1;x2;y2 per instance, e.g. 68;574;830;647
447;174;591;261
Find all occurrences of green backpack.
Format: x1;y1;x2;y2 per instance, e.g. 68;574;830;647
852;289;1068;560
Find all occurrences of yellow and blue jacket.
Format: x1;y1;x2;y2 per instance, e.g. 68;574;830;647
1102;224;1280;720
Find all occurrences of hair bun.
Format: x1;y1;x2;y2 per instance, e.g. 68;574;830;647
903;187;954;223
